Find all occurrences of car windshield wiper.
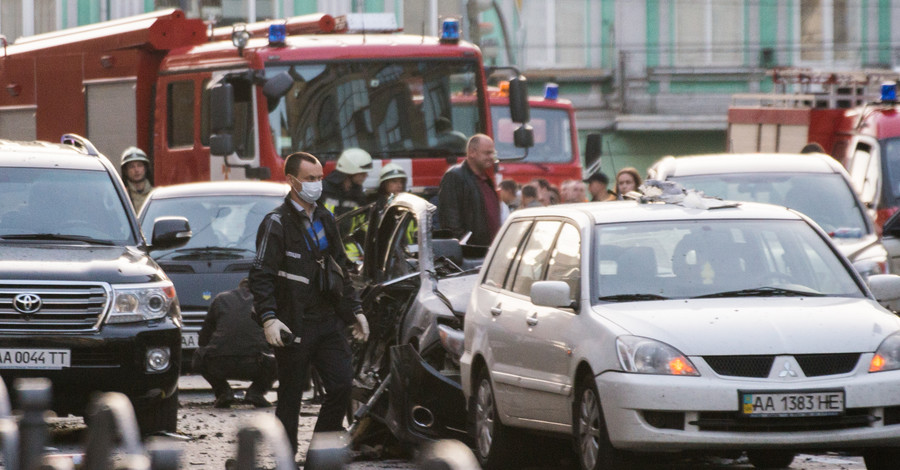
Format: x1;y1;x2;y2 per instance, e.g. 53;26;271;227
1;233;116;245
598;293;669;302
693;286;825;299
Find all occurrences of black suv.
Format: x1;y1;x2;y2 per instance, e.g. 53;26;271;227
0;135;190;434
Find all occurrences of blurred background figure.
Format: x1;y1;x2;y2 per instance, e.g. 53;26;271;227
532;178;552;206
562;179;587;203
585;172;617;202
616;167;643;199
194;278;275;409
519;183;542;209
498;179;518;223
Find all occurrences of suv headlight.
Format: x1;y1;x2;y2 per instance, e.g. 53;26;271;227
869;332;900;372
108;282;177;324
616;335;699;376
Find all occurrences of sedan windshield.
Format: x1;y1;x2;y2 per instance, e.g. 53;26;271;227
593;219;864;301
0;168;134;245
266;59;483;161
140;194;282;259
671;173;869;236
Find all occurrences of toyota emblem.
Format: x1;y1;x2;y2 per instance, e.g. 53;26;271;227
13;293;42;314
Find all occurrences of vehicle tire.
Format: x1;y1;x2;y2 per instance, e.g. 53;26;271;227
574;375;630;470
746;450;795;469
864;448;900;470
134;390;179;435
471;368;521;470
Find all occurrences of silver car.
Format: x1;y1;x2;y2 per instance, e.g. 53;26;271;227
461;194;900;470
648;152;890;277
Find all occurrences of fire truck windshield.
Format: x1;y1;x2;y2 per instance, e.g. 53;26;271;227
491;106;573;163
265;60;483;161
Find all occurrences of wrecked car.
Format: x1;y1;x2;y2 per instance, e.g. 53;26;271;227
337;192;485;446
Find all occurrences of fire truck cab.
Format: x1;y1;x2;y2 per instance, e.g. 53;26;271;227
727;68;900;231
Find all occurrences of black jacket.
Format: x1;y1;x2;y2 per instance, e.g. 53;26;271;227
248;195;360;336
198;284;270;358
438;161;494;246
320;171;367;217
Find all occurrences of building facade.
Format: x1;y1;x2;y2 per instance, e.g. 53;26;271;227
1;0;896;176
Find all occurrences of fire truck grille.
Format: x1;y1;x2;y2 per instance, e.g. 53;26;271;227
0;282;108;332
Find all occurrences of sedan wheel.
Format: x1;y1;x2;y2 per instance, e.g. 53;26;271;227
472;368;520;469
575;376;628;470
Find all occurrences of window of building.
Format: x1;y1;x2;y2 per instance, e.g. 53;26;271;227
519;0;590;68
674;0;743;66
799;0;861;64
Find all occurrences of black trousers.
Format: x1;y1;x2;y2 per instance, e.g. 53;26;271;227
273;315;352;456
196;353;276;399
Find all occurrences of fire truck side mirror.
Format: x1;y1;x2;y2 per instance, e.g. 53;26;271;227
585;133;603;170
210;83;235;157
263;72;294;102
508;75;530;124
513;124;534;149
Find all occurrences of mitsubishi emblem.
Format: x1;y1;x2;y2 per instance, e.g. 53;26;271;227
13;293;42;315
778;361;798;378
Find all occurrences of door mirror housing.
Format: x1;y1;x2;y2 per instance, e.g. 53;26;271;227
209;83;235;157
149;216;192;252
867;274;900;313
531;281;574;309
508;75;530;124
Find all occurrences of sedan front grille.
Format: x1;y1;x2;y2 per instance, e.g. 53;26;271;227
704;353;861;378
0;281;109;332
795;353;860;377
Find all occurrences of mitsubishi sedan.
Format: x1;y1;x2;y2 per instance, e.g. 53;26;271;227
461;192;900;470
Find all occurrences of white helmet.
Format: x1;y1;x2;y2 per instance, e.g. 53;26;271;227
336;148;373;175
379;163;407;185
120;146;149;168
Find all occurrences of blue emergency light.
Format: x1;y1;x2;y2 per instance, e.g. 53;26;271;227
440;18;460;43
544;83;559;100
882;82;898;102
268;23;287;47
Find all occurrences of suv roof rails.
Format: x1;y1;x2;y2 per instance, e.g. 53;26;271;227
61;133;100;156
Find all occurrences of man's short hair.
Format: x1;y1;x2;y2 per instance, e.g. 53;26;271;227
499;179;518;193
532;178;550;190
584;172;610;185
467;133;490;153
284;152;320;177
521;184;538;199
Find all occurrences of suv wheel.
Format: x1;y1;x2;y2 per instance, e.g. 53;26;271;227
134;391;178;435
574;375;629;470
472;367;520;469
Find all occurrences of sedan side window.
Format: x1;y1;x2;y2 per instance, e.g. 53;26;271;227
510;220;562;296
546;223;581;301
482;220;532;288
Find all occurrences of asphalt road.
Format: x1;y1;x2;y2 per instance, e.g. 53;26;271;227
22;375;868;469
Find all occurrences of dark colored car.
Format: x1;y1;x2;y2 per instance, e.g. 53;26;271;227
0;135;190;434
137;181;289;369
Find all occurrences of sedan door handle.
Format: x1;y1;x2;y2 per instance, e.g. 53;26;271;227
526;313;538;326
490;306;502;316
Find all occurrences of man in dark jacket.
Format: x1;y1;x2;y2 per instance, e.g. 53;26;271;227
193;277;275;409
249;151;370;458
437;134;500;246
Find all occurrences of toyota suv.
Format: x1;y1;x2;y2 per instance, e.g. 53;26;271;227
0;135;190;434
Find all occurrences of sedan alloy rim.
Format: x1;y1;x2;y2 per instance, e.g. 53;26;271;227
579;388;601;469
475;379;494;458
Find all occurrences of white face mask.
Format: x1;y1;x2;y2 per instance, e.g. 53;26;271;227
291;176;323;203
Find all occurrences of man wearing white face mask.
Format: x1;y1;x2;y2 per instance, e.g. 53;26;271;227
248;151;369;460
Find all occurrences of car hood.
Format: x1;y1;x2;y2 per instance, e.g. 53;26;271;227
596;297;900;355
435;272;480;316
831;233;881;261
0;244;163;283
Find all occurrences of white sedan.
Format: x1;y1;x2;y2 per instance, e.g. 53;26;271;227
461;191;900;470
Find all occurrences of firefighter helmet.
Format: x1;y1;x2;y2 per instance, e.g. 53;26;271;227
120;146;150;169
336;148;373;175
379;163;407;184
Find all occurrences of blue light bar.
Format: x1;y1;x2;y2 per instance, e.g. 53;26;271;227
882;82;897;102
440;18;460;43
544;83;559;100
268;23;286;47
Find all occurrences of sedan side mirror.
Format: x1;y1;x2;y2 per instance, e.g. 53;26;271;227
531;281;575;309
867;274;900;313
149;216;192;252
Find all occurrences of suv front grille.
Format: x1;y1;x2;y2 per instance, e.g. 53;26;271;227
0;281;109;332
181;309;207;331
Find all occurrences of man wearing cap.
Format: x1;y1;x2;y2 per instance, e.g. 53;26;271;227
120;146;153;211
585;172;617;202
320;148;374;218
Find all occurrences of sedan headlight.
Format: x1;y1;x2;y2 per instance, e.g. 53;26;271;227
852;245;889;278
616;335;699;376
107;282;177;324
869;332;900;372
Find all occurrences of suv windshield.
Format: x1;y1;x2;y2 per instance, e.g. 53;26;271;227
672;173;869;236
265;59;483;160
593;219;864;301
0;168;134;244
492;106;572;163
141;194;282;259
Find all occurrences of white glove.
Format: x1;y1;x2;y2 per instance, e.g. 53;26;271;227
263;318;292;347
351;313;369;342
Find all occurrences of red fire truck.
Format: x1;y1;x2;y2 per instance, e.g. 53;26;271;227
0;9;530;193
489;82;584;187
727;68;900;229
